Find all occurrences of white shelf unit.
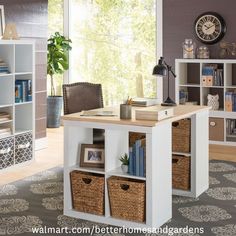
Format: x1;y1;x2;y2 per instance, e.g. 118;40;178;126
176;59;236;146
63;107;209;228
0;41;35;171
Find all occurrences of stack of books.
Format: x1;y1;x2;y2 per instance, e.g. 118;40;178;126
0;112;11;122
0;127;11;138
15;80;32;103
202;65;223;86
128;138;146;177
225;91;236;112
0;59;9;74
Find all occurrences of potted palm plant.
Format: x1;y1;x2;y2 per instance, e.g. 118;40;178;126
119;153;129;173
47;32;72;128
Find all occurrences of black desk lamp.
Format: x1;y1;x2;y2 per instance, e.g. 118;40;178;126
153;57;176;106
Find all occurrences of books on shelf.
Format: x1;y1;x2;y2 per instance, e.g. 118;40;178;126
15;80;32;103
0;112;11;122
128;138;146;177
135;106;174;121
225;91;236;112
226;119;236;137
202;64;223;86
0;59;9;74
131;98;158;107
0;127;11;138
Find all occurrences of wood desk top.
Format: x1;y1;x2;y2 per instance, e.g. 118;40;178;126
62;105;210;127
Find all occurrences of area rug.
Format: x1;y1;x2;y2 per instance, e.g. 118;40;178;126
0;160;236;236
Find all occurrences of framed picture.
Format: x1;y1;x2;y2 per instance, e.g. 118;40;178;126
80;144;105;168
0;6;5;37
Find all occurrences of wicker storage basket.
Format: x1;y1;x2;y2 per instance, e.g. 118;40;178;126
70;171;105;215
172;119;191;153
107;176;145;222
172;155;191;190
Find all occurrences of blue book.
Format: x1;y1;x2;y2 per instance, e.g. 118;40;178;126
132;144;136;175
15;84;22;103
135;140;141;176
139;146;144;177
128;148;133;175
234;94;236;112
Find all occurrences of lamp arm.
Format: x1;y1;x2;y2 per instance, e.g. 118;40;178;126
163;60;176;78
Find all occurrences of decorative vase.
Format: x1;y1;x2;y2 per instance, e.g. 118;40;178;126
121;164;128;173
207;94;219;110
47;96;63;128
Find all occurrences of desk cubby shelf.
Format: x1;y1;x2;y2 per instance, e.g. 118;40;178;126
0;40;35;171
176;59;236;146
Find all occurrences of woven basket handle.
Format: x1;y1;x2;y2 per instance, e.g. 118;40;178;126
120;184;130;191
82;178;92;184
172;158;179;164
172;122;179;127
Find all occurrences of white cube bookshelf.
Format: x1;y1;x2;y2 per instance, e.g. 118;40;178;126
176;59;236;146
0;40;35;171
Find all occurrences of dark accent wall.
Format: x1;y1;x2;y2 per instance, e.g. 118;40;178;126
0;0;48;139
163;0;236;100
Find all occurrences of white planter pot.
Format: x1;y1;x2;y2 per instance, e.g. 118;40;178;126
121;164;128;173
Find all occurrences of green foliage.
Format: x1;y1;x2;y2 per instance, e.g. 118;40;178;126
47;32;72;96
119;153;129;165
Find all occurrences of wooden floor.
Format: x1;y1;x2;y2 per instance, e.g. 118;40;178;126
0;127;235;185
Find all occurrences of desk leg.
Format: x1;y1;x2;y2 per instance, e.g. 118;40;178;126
191;110;209;197
146;122;172;227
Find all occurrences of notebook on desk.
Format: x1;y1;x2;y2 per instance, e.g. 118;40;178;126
80;110;117;117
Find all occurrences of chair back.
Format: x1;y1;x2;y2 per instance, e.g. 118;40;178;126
63;82;104;115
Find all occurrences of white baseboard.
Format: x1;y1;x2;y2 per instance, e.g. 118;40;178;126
35;137;48;151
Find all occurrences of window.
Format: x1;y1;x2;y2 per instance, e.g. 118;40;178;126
69;0;156;105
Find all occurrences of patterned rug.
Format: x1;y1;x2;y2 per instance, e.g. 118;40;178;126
0;160;236;236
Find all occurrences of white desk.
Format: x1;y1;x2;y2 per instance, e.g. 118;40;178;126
62;105;210;228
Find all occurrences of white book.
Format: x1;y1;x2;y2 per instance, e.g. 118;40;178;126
0;127;11;134
132;97;158;107
135;106;174;121
0;131;11;138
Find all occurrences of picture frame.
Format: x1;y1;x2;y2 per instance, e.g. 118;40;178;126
0;5;5;38
80;144;105;168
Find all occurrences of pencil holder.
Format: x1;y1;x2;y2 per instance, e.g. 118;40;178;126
120;104;132;119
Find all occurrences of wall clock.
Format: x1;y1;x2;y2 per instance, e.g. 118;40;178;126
194;12;226;45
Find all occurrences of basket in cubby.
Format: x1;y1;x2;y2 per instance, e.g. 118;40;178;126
172;119;191;153
172;155;191;190
70;170;105;215
107;176;145;222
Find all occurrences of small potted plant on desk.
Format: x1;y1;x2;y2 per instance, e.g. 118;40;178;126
47;32;72;128
119;153;129;173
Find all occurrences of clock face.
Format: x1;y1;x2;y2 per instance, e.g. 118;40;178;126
194;12;226;44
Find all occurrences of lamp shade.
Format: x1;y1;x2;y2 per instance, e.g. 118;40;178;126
152;57;167;76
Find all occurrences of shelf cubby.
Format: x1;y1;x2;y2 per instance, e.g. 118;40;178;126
177;62;200;85
0;75;14;106
202;87;224;110
15;103;33;133
0;44;14;73
179;86;200;105
15;44;33;73
226;119;236;142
